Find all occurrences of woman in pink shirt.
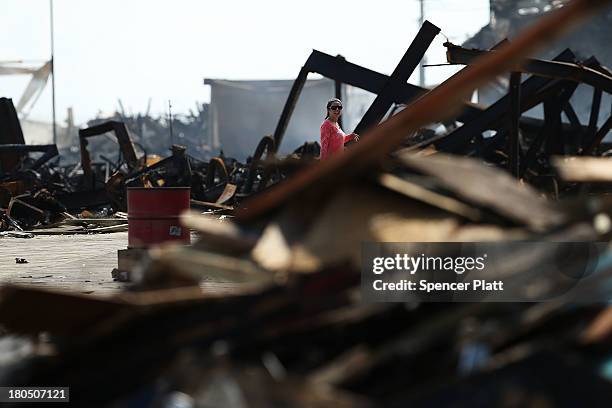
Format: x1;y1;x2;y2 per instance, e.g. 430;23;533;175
320;98;359;160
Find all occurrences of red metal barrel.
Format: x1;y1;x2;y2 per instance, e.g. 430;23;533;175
127;187;190;248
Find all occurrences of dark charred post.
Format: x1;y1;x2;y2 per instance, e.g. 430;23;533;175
79;121;140;190
555;83;579;154
543;98;563;157
335;55;345;129
519;83;575;178
562;103;582;129
585;88;603;148
436;50;575;154
507;72;521;177
272;65;309;153
0;98;26;174
584;115;612;155
353;21;441;135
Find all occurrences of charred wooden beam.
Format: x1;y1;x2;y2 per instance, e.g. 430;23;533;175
435;50;575;154
0;98;26;173
237;0;612;222
445;42;612;94
272;66;309;152
507;72;522;177
79;121;139;189
353;21;441;135
0;144;59;174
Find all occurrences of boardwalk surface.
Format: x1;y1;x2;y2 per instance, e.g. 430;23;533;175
0;232;128;295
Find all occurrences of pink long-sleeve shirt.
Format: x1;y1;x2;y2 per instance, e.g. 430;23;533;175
319;119;355;160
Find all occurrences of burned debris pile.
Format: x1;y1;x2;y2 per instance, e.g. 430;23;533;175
1;0;612;406
0;98;319;233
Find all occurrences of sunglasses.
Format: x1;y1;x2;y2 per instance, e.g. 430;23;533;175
329;105;343;111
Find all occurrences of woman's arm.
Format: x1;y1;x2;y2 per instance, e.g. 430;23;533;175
320;122;334;159
343;132;359;143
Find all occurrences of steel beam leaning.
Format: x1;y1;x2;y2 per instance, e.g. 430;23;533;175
445;43;612;94
353;21;441;135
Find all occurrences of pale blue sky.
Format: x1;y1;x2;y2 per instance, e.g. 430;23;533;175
0;0;489;125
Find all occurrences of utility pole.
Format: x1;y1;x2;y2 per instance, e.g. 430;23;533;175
418;0;426;87
50;0;57;145
168;100;174;147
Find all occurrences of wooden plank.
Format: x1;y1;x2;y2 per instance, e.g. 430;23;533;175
553;156;612;182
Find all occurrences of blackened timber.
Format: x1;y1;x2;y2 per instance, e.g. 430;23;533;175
304;50;481;121
0;98;25;146
445;43;612;94
79;121;138;170
520;84;576;175
544;98;564;156
273;47;576;152
334;56;344;129
435;49;575;153
272;66;309;152
556;82;580;153
0;98;26;173
520;122;548;177
508;72;521;177
354;21;441;135
584;115;612;154
562;102;584;153
79;121;139;189
236;0;609;222
437;76;557;153
307;49;576;132
0;144;59;173
562;102;582;130
585;88;603;149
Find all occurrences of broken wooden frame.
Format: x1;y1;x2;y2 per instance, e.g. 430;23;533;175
79;121;139;189
272;20;441;152
442;42;612;176
0;144;59;175
237;0;612;222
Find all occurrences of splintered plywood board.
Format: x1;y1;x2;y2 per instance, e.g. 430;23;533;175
398;153;566;230
553;157;612;182
0;232;129;295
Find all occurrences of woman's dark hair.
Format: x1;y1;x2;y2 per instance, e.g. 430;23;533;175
325;98;342;119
